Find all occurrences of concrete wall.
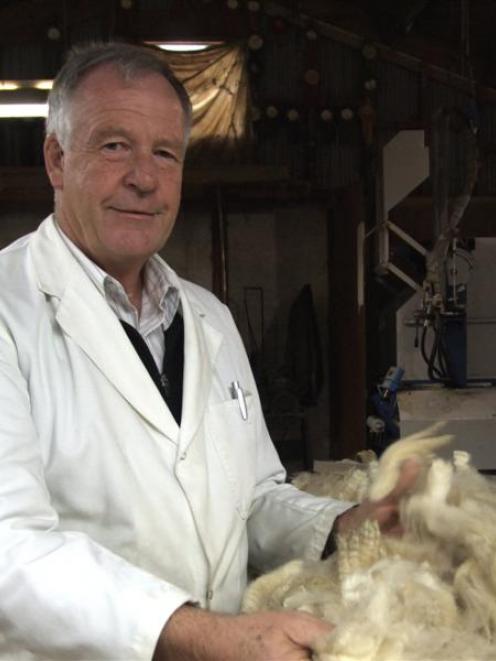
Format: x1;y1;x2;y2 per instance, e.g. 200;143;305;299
227;206;331;459
160;208;212;291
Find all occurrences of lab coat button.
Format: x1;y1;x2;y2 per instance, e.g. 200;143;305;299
179;451;187;461
206;589;213;601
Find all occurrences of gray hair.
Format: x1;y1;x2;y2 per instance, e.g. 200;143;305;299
46;41;192;147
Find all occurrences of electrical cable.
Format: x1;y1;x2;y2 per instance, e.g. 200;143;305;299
421;316;451;383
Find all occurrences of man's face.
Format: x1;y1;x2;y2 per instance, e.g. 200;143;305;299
44;64;187;275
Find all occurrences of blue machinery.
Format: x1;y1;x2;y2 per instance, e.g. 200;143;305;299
368;366;404;454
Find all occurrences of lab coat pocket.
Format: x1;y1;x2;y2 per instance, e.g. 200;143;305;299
206;395;256;520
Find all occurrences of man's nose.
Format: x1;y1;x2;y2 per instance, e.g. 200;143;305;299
123;152;158;194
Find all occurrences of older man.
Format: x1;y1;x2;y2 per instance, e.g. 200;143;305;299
0;42;414;660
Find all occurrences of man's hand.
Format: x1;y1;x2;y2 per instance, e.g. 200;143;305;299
154;604;333;661
336;457;421;537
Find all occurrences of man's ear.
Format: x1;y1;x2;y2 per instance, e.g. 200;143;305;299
44;134;65;190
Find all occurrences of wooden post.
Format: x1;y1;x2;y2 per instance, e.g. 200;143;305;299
211;186;229;304
327;183;367;459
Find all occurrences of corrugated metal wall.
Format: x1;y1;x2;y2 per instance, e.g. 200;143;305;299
1;10;496;194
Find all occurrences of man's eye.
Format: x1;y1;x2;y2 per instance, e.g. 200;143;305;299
156;149;177;161
102;142;127;152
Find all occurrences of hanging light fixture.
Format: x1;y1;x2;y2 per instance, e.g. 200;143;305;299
150;42;222;52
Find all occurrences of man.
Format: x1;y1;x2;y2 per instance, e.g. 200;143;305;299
0;42;415;660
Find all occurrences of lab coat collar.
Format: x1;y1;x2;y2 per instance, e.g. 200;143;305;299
31;216;223;445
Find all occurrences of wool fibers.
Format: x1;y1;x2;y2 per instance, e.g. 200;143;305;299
242;432;496;660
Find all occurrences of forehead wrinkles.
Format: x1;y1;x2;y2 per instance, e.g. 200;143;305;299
79;107;184;148
73;91;180;124
66;69;185;146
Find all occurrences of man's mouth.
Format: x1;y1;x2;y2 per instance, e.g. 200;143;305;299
109;207;159;217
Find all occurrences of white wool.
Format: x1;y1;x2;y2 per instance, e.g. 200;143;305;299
242;431;496;659
291;460;374;503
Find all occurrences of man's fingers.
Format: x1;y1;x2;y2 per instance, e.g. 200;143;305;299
287;612;333;648
386;457;421;501
335;457;421;538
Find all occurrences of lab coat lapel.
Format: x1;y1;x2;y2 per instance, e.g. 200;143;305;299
32;217;179;442
57;277;179;440
176;286;223;453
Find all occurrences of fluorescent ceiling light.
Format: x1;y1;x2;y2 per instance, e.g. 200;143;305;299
0;82;20;91
154;42;213;52
0;81;52;118
33;80;53;90
0;103;48;118
0;80;53;91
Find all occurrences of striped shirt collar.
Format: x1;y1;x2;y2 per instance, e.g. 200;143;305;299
55;221;180;333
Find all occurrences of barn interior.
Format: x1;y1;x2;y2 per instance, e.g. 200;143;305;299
2;0;496;471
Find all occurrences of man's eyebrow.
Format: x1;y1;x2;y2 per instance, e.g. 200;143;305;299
89;127;132;143
154;137;184;152
88;128;184;152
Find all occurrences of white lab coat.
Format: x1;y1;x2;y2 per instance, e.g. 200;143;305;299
0;216;352;660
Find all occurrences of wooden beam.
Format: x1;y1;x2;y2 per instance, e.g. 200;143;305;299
185;165;289;186
0;167;52;204
2;167;496;235
390;195;496;240
0;165;291;209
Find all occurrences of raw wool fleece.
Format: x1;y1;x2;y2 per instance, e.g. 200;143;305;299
291;450;378;503
242;431;496;660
